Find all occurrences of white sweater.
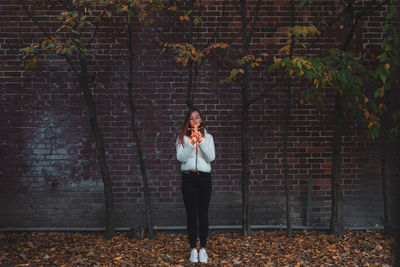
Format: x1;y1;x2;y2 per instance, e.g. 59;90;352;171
176;130;215;173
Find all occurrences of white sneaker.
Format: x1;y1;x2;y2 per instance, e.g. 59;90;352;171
199;248;208;263
189;248;198;263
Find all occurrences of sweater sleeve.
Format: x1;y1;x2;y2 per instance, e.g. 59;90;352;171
198;133;215;163
176;136;195;162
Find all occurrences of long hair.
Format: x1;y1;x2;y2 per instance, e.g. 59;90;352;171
177;107;206;146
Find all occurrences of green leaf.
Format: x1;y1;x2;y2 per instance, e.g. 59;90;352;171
71;45;79;52
79;47;86;55
379;53;387;63
379;72;387;83
306;69;314;81
374;88;380;98
299;0;306;8
383;24;390;32
387;8;395;20
305;88;312;99
71;29;80;36
62;48;72;55
73;38;84;47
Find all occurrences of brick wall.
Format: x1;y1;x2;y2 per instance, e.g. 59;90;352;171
1;0;399;230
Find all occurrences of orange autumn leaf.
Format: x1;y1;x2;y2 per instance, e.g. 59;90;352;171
380;86;385;98
168;6;178;11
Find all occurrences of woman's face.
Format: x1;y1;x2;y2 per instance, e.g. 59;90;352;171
189;111;202;128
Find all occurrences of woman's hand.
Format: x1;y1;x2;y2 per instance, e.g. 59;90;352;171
190;130;203;145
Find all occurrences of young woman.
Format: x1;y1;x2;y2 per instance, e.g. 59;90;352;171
176;107;215;264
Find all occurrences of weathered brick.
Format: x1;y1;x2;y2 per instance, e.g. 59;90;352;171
0;0;398;230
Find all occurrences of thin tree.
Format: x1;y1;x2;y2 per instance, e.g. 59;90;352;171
328;0;355;237
372;0;400;236
105;0;166;240
185;0;195;109
19;0;116;239
237;0;262;236
282;0;296;238
161;0;229;109
290;0;392;236
123;0;161;240
221;0;296;236
331;0;392;236
127;19;154;239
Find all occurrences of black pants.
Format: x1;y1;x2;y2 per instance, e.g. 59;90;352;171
182;171;212;248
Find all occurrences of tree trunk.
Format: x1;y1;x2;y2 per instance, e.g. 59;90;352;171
330;93;345;236
283;80;293;237
239;0;251;237
238;0;261;237
381;88;393;236
241;69;251;236
127;22;154;239
186;61;194;109
381;115;391;236
283;0;296;238
19;1;116;239
330;0;354;236
186;0;195;109
78;54;116;240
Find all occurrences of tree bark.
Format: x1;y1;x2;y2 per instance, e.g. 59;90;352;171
381;113;391;236
330;93;345;236
238;0;261;237
283;82;293;237
186;0;195;109
381;88;392;236
241;68;251;236
239;0;250;237
127;21;154;239
283;0;296;238
330;0;354;237
78;53;116;240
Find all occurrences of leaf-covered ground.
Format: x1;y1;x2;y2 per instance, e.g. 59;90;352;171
0;230;393;266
